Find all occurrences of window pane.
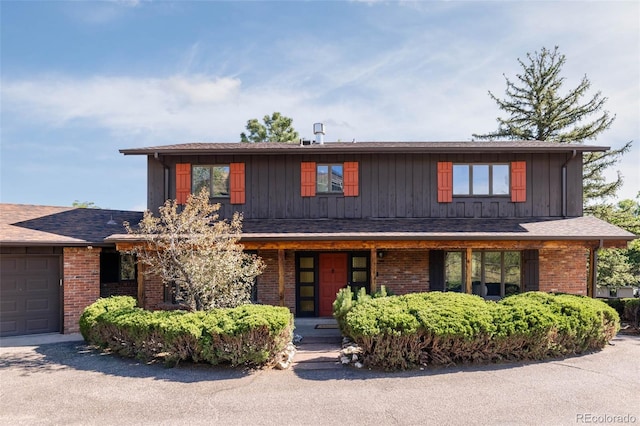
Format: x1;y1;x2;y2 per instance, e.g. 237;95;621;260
120;254;135;280
331;165;343;192
484;252;502;296
352;256;367;268
453;165;470;195
504;251;521;296
352;271;367;283
193;166;211;196
492;165;510;195
212;166;229;196
300;285;314;297
445;252;463;292
471;251;484;295
317;165;329;192
300;271;315;283
300;300;315;312
472;165;489;194
299;257;314;269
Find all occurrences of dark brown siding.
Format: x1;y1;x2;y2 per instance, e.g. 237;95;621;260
149;151;583;220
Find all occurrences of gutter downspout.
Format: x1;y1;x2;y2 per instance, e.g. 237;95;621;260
561;150;577;218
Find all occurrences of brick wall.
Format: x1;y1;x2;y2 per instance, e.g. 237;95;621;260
256;250;295;313
142;267;165;310
376;250;430;295
538;247;588;295
63;247;101;334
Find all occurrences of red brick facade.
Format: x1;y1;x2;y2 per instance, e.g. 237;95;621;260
256;250;296;313
538;247;588;295
376;250;430;295
133;247;591;318
63;247;101;333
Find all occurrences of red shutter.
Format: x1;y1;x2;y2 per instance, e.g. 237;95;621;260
176;163;191;205
437;162;453;203
511;161;526;202
343;162;359;197
300;162;316;197
230;163;245;204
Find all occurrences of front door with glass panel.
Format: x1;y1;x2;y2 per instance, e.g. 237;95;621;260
318;253;348;317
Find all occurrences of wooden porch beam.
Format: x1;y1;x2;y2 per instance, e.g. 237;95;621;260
240;239;593;251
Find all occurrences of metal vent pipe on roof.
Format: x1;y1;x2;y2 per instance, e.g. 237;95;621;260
313;123;325;145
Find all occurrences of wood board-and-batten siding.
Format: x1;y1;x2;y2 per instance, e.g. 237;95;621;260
146;152;583;220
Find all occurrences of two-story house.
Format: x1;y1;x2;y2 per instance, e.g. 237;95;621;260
110;140;635;318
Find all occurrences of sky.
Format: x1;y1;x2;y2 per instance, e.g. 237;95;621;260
1;1;638;212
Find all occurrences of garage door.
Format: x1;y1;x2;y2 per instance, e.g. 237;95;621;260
1;256;61;337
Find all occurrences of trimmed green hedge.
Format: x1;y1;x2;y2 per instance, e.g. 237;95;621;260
336;290;619;370
80;296;294;367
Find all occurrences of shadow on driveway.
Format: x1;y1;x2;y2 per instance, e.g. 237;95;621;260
0;341;251;383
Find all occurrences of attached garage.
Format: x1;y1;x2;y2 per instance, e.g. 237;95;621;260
1;254;61;337
1;204;143;336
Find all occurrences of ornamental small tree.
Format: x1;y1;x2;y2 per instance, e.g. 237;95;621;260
124;188;265;311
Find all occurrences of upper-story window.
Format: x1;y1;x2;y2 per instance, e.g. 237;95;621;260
453;163;510;196
317;164;344;193
438;161;525;203
192;165;230;197
301;161;358;197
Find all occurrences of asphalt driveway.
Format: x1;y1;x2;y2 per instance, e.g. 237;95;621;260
1;334;638;426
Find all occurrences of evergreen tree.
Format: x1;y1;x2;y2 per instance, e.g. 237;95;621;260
240;112;299;143
473;46;632;207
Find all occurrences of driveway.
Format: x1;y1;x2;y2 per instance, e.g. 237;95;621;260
1;334;638;425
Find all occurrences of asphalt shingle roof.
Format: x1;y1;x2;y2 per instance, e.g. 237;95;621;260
0;204;143;246
105;216;636;243
120;141;610;156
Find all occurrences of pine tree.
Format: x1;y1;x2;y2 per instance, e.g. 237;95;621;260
240;112;299;143
473;46;632;208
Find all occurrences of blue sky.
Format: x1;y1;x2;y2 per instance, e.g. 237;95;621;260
1;1;638;211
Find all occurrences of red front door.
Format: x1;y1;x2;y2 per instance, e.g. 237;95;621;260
318;253;348;317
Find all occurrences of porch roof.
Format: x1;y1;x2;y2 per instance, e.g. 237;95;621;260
238;216;634;242
106;216;635;248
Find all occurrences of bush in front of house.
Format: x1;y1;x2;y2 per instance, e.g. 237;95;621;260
339;291;619;370
80;296;294;367
333;285;390;335
602;297;640;327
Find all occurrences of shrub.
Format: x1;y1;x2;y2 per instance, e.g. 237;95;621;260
79;296;137;342
339;291;620;370
622;298;640;326
80;299;293;367
333;285;389;334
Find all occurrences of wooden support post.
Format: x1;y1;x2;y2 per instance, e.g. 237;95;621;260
370;248;377;293
278;249;285;307
587;247;595;298
136;262;145;308
465;247;473;294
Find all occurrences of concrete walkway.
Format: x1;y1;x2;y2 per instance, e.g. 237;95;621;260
292;318;343;370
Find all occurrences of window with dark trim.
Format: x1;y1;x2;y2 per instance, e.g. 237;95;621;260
192;165;230;197
444;250;521;299
100;251;136;283
453;163;510;196
317;164;344;193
